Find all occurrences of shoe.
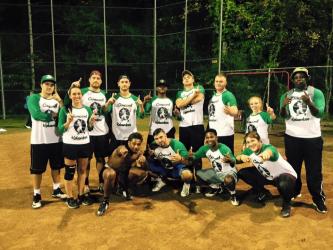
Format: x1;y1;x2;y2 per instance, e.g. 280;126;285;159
66;198;79;209
97;200;109;216
291;193;302;201
32;194;42;209
78;194;93;206
205;187;222;197
195;185;201;194
152;178;166;192
256;189;271;203
180;183;190;197
52;187;67;199
280;203;291;218
313;201;328;214
230;194;240;206
25;125;31;129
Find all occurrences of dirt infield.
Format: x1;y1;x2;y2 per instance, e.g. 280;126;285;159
0;130;332;249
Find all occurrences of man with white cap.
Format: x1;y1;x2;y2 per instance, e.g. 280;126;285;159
280;67;327;214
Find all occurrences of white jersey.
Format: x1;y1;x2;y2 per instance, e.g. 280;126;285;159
60;106;91;145
112;94;142;140
81;87;109;136
28;94;61;144
176;85;204;127
147;96;174;135
246;112;272;144
249;153;297;180
285;89;321;138
208;91;236;137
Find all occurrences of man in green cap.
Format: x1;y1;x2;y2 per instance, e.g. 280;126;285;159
280;67;327;214
27;74;66;209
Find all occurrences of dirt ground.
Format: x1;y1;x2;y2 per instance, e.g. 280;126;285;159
0;130;332;250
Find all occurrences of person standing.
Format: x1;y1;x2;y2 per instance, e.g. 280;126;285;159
208;73;238;153
58;86;96;209
280;67;327;213
105;75;144;152
245;96;276;144
144;79;176;148
28;75;66;209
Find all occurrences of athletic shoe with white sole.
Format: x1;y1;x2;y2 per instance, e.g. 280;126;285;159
66;198;79;209
230;194;240;206
32;194;42;209
152;178;166;192
52;187;67;199
313;201;328;214
97;200;109;216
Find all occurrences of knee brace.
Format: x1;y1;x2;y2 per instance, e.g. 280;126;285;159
64;164;76;181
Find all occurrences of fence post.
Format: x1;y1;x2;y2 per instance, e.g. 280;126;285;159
0;39;5;120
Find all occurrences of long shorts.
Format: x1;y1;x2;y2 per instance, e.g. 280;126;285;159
30;142;63;175
90;134;109;158
149;160;188;179
63;143;92;160
196;168;237;185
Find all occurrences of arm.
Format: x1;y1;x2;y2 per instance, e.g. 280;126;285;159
57;107;72;134
222;91;239;117
302;89;325;118
27;94;53;122
279;93;290;118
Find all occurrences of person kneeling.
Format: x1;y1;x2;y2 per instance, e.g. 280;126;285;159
148;128;193;197
236;131;297;218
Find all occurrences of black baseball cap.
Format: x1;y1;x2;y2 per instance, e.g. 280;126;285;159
118;75;130;81
157;79;168;87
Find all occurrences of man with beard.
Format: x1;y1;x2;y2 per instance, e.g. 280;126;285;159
280;67;327;213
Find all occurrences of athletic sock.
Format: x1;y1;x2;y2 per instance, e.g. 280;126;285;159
53;183;60;190
34;189;41;195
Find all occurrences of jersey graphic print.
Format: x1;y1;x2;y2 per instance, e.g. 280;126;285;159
156;107;170;124
119;107;130;124
289;97;310;121
250;154;273;180
208;103;216;120
247;124;257;132
43;103;58;128
74;119;86;134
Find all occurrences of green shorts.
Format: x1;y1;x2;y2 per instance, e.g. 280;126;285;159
196;168;237;184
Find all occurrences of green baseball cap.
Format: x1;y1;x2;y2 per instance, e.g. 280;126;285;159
40;75;56;84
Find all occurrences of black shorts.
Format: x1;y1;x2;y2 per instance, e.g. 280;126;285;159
63;143;92;160
30;143;63;175
179;125;205;151
90;135;109;158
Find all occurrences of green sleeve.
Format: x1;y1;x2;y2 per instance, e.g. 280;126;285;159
279;92;288;116
259;111;272;124
175;90;182;100
193;145;209;160
222;91;237;106
219;144;236;162
313;88;325;118
240;148;253;156
196;84;205;94
27;94;52;122
81;87;89;95
57;107;68;134
262;144;279;161
170;139;188;158
144;96;156;113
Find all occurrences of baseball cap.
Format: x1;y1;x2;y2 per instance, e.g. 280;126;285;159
157;79;168;87
182;70;194;78
291;67;309;78
40;75;56;84
118;75;130;81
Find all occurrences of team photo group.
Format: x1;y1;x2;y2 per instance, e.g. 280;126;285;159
27;66;327;218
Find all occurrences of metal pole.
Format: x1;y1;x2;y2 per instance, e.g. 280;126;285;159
50;0;56;79
218;0;224;73
27;0;35;91
183;0;188;70
153;0;157;95
103;0;108;92
0;39;5;119
267;68;271;105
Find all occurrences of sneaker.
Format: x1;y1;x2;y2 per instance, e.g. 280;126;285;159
313;201;328;214
66;198;79;209
256;189;271;203
180;183;190;197
280;202;291;218
291;193;302;201
205;187;222;197
52;187;67;199
98;183;104;194
96;200;109;216
32;194;42;209
195;185;201;194
25;125;31;129
78;194;93;206
152;178;166;192
230;194;240;206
